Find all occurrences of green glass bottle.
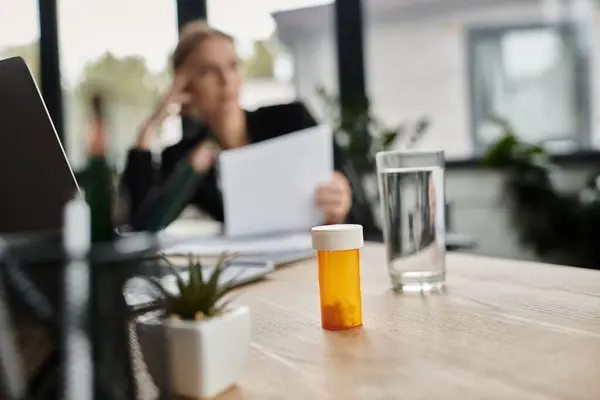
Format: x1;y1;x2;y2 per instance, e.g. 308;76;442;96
85;94;114;243
84;95;138;399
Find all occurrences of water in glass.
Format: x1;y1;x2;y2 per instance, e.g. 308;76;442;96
378;164;445;292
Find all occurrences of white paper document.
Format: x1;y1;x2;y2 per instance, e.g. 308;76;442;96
218;125;334;237
160;232;313;256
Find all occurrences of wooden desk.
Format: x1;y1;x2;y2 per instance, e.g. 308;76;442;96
136;242;600;400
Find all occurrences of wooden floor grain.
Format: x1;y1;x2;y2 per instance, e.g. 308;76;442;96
134;244;600;400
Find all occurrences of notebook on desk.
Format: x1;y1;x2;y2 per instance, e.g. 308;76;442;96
159;230;315;265
129;231;313;311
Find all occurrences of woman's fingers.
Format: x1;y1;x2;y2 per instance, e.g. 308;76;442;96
315;172;353;224
315;191;342;206
173;91;192;104
318;201;346;224
316;183;344;197
315;185;345;210
138;71;193;150
165;92;192;116
164;68;192;114
315;172;351;206
171;68;192;92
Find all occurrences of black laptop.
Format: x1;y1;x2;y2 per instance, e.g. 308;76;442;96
0;56;79;237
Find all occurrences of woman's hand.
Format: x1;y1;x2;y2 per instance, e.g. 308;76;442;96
136;70;192;150
188;140;220;173
207;107;247;149
316;171;352;225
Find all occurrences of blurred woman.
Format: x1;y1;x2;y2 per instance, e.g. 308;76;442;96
122;20;353;230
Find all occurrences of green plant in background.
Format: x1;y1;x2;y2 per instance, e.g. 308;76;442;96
481;117;547;168
317;85;431;175
146;253;239;321
479;117;600;269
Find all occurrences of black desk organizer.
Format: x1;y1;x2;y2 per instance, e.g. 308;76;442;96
0;231;164;400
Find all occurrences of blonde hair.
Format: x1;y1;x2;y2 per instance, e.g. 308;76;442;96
172;20;234;70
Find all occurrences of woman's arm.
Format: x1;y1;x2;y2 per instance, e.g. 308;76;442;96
122;66;193;221
130;159;204;232
129;141;219;232
121;148;158;221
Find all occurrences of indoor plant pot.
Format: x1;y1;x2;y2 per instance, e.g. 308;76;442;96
135;253;251;398
136;305;250;398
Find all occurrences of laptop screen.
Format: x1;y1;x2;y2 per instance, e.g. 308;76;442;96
0;57;79;235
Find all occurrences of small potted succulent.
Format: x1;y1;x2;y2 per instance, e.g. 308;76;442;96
136;253;251;399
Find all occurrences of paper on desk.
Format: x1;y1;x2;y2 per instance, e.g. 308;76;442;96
161;232;313;256
218;125;334;237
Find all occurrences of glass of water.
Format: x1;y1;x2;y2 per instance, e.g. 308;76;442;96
376;150;445;292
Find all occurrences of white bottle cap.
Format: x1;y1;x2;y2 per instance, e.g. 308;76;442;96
311;224;364;251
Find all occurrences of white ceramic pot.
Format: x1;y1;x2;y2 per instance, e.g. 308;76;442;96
136;305;251;399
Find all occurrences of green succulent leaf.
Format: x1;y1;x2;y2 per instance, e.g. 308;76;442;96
188;254;204;288
213;282;237;306
143;252;242;320
216;292;243;314
144;276;175;301
163;259;186;292
204;259;225;308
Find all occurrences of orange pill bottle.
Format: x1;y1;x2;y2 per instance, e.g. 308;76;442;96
311;224;364;331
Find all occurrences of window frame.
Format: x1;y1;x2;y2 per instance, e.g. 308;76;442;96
466;22;591;155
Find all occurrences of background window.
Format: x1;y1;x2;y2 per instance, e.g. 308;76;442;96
58;0;179;171
469;24;589;153
362;1;596;160
0;1;40;81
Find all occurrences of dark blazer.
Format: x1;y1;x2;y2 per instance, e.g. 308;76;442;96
121;101;348;225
